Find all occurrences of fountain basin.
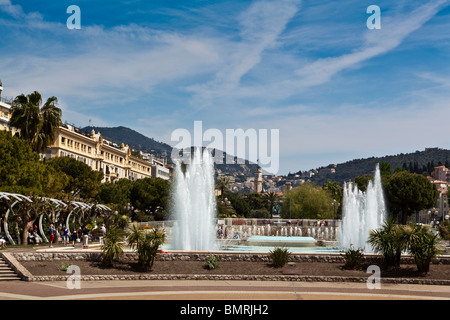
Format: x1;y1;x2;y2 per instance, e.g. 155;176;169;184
247;236;317;247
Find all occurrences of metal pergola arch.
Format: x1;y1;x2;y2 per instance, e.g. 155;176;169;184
0;192;33;245
0;192;111;245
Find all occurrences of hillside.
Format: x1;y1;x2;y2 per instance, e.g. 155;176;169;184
81;126;262;176
307;148;450;185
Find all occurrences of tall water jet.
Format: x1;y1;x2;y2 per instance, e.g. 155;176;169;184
339;164;386;251
171;147;218;251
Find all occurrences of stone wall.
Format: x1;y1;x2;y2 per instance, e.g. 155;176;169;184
12;251;450;265
7;251;450;285
24;274;450;286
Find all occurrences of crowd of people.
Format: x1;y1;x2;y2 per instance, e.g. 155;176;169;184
0;223;107;249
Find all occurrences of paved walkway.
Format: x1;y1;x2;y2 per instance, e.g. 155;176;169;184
1;279;449;300
2;246;449;302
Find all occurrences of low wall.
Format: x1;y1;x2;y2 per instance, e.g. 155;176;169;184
7;251;450;285
11;251;450;265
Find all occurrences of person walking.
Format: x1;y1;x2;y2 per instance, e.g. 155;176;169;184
71;228;78;247
49;224;55;248
62;226;69;246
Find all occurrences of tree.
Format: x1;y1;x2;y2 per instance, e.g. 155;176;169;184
379;162;392;176
2;195;48;245
367;218;407;268
403;224;441;273
9;91;62;153
129;178;169;221
127;224;166;271
0;131;68;197
101;223;126;267
245;193;269;211
354;174;374;192
281;183;334;219
216;177;230;200
46;157;103;200
224;192;251;217
322;180;343;218
263;192;280;218
97;178;133;213
385;171;439;225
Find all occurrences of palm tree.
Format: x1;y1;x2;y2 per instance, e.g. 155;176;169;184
216;177;230;200
367;218;407;268
127;223;166;271
403;224;440;273
9;91;62;153
264;192;279;219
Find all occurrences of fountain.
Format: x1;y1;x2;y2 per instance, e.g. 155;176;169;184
171;147;218;251
169;150;385;254
338;164;386;252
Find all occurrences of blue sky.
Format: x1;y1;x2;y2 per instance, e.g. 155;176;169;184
1;0;450;175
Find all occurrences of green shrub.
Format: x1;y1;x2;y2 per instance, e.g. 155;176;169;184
204;255;219;270
269;247;291;268
437;221;450;240
367;218;407;268
101;226;126;267
58;262;72;272
127;224;166;271
341;246;364;270
403;224;440;274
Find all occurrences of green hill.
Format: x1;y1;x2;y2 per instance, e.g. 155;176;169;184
307;148;450;185
81;126;261;175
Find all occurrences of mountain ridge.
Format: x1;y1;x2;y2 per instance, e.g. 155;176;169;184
304;147;450;185
81;126;450;183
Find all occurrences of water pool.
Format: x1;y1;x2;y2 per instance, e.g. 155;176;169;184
218;245;342;254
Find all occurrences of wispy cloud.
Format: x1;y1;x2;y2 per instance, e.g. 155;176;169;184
188;0;302;109
293;0;450;89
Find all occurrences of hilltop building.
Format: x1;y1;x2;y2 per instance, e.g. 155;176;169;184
432;166;450;183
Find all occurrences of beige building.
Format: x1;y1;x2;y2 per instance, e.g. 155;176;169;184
0;81;17;135
433;166;450;182
46;124;170;182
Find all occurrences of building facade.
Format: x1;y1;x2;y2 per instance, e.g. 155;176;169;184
46;124;171;182
433;166;450;182
0;81;16;135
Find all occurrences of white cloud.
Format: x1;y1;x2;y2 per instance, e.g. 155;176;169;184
293;0;450;89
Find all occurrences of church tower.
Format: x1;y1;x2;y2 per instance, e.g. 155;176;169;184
254;165;263;193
